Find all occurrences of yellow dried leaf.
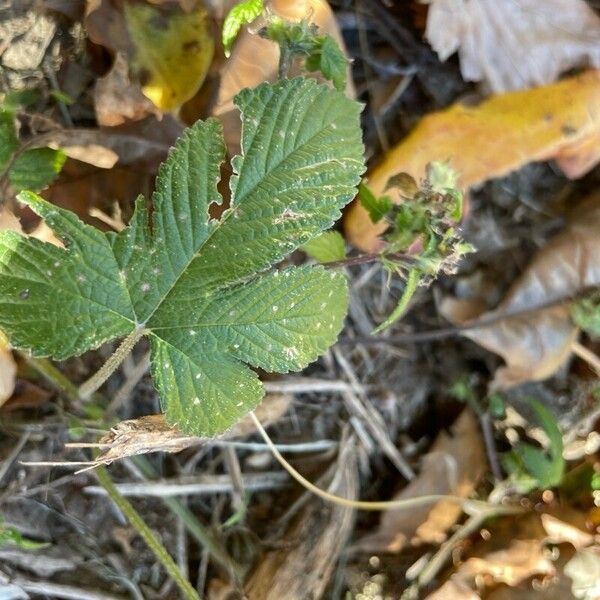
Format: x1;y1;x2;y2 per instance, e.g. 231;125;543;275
123;1;214;112
345;70;600;252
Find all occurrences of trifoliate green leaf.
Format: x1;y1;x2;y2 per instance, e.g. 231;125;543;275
0;78;364;436
301;231;345;263
222;0;264;57
9;147;66;192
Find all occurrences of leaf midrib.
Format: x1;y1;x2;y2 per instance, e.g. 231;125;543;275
140;97;339;331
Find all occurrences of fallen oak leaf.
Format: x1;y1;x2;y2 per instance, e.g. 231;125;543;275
440;194;600;390
345;70;600;252
425;0;600;93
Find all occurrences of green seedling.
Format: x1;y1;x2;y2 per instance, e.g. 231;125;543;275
0;78;365;437
360;161;472;332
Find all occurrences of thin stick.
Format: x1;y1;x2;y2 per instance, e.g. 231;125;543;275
79;326;147;399
571;340;600;376
250;411;498;513
339;294;583;345
94;465;200;600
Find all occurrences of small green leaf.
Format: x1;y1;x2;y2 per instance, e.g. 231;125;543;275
222;0;264;57
315;35;347;92
301;231;345;263
508;398;565;489
358;183;392;224
0;78;365;437
9;147;66;192
0;523;49;550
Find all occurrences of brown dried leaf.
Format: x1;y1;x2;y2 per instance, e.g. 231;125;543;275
244;435;358;600
541;514;596;549
356;410;486;553
425;0;600;93
94;53;161;126
88;393;292;465
456;539;555;586
440;195;600;389
212;0;354;155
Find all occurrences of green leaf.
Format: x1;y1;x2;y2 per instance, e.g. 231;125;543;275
0;78;364;436
222;0;264;57
301;231;345;262
9;147;66;192
358;183;392;224
315;35;348;92
509;398;565;489
0;109;18;171
0;523;49;550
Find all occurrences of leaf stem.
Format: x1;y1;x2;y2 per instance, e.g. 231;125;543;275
322;250;415;270
278;44;293;79
94;464;201;600
79;326;147;400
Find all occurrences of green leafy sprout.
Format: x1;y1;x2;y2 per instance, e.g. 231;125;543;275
223;0;348;90
360;161;473;332
0;78;365;437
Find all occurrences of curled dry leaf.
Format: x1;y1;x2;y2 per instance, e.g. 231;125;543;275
212;0;354;154
440;195;600;390
356;409;486;553
244;435;358;600
425;0;600;93
344;70;600;252
86;0;214;113
85;393;291;465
